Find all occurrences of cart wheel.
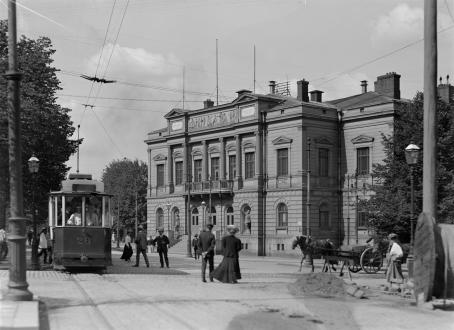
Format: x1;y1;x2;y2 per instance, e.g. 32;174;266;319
348;264;361;273
360;247;383;273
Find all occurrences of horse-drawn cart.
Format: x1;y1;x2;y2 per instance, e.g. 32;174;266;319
322;245;384;280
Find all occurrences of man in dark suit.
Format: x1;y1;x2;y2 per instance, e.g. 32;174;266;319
152;227;170;268
198;224;216;282
133;226;149;267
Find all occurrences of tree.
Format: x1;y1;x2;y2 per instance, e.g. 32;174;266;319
361;92;454;242
101;159;147;238
0;21;78;229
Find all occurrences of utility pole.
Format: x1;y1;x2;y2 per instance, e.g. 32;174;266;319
76;124;80;173
422;0;437;219
216;39;219;106
5;0;33;301
116;196;120;248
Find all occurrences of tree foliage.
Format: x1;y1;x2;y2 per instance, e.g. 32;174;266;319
101;158;147;237
361;92;454;242
0;20;77;228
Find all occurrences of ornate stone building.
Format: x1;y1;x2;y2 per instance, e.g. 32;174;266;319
145;72;408;255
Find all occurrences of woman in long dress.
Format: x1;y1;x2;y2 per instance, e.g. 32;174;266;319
120;232;133;262
211;225;242;284
385;233;404;290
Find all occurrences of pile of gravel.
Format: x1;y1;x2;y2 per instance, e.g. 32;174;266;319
289;273;346;298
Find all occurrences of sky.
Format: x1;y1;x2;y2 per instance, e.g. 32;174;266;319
1;0;453;180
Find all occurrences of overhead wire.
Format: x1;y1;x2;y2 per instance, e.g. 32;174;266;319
80;0;118;126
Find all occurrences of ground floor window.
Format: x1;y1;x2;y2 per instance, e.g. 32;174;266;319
276;203;288;228
226;206;234;225
156;208;164;228
192;208;199;225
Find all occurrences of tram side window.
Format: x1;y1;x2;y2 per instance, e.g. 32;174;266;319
103;197;111;227
86;196;102;226
56;196;63;226
66;196;83;226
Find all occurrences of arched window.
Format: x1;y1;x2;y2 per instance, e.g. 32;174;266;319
172;208;180;230
241;205;251;234
319;203;330;228
192;208;199;226
226;206;234;226
208;206;217;225
276;203;288;228
156;208;164;229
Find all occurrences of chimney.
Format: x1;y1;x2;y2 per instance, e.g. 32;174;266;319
438;75;453;104
203;99;214;108
374;72;401;99
309;90;324;102
269;81;276;94
361;80;368;93
297;79;309;102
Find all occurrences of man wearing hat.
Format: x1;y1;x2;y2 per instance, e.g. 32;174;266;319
133;226;150;267
198;223;216;282
152;227;170;268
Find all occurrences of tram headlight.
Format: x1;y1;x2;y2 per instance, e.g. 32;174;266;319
80;254;88;263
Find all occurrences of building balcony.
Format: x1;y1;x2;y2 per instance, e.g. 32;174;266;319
186;179;234;194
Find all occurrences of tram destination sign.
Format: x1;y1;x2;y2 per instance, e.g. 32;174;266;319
188;108;239;131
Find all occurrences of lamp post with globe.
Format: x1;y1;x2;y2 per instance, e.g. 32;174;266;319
27;156;40;270
404;142;420;279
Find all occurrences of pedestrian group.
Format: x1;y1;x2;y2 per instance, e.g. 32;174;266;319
120;223;243;284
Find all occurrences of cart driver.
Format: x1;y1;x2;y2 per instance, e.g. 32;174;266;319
67;206;82;226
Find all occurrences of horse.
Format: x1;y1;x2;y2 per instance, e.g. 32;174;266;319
291;235;337;272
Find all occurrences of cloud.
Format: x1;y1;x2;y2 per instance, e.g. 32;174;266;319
371;4;423;45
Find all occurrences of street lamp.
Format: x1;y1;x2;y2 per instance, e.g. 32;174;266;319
28;156;40;270
166;202;171;233
405;142;420;279
201;200;206;228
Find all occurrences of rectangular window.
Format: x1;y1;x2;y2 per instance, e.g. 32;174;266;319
192;214;199;225
156;164;165;187
277;149;289;177
194;159;202;182
245;152;255;179
210;157;219;180
319;210;330;228
357;147;370;175
175;161;183;185
228;155;236;180
357;211;368;228
319;148;329;177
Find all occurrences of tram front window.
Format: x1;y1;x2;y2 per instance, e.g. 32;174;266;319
66;196;82;226
86;196;102;226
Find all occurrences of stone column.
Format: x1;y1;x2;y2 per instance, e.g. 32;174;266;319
255;131;263;184
202;141;208;181
235;135;242;188
219;137;226;180
167;146;173;193
147;148;152;196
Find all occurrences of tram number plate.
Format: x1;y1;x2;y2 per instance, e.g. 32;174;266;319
76;236;92;245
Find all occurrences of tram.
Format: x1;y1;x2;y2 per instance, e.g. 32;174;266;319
48;173;113;270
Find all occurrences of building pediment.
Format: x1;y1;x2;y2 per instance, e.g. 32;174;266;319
173;151;183;159
191;149;202;157
153;154;167;161
232;94;258;104
164;108;186;119
208;146;219;154
314;136;333;145
242;141;256;150
351;135;374;144
272;136;293;145
226;143;236;152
